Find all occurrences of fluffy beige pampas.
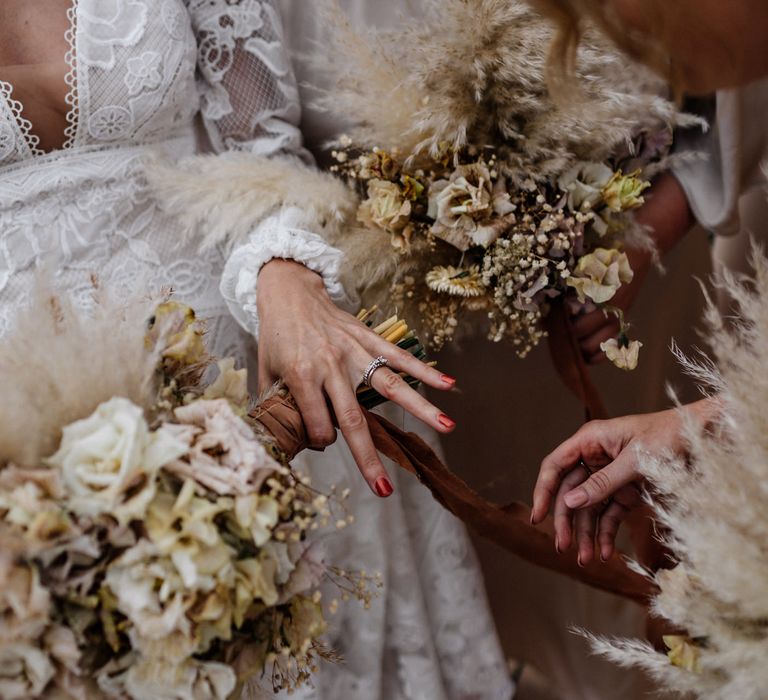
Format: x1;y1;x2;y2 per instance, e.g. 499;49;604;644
585;248;768;699
0;278;160;467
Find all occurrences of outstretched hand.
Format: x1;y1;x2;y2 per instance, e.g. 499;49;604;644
531;398;716;565
257;259;457;498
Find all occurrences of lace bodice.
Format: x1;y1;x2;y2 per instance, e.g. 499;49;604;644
0;0;347;339
0;0;306;168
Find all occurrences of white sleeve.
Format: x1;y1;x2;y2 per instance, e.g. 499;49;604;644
672;78;768;237
186;0;354;335
220;207;356;337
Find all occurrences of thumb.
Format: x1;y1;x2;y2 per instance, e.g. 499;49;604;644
563;449;639;509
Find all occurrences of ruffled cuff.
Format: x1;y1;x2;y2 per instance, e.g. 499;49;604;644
220;206;358;338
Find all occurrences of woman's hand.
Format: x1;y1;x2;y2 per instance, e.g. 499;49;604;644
573;172;694;364
257;259;456;497
531;398;717;565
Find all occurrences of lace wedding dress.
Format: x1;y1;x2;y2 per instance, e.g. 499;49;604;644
0;1;513;698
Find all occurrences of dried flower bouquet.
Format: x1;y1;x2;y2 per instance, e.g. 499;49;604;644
315;0;701;369
0;284;383;700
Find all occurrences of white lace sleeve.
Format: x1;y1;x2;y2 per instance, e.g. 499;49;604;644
185;0;353;335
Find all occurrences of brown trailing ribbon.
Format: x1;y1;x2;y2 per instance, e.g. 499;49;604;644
545;299;609;421
250;392;655;605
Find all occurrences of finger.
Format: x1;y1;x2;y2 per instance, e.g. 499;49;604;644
360;329;456;391
572;310;610;339
364;364;456;434
325;370;393;498
581;323;621;359
552;464;589;553
285;377;337;450
563;450;640;510
597;499;630;562
574;505;598;567
532;424;601;524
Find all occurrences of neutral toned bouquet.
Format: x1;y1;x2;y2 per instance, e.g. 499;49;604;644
0;284;377;700
312;0;701;369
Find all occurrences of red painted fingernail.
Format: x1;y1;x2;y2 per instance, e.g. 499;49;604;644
438;414;456;430
441;374;456;386
374;477;393;498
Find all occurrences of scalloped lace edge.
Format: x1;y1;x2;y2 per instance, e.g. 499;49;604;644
0;80;44;158
62;0;80;150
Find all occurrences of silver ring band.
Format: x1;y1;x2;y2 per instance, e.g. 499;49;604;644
362;355;389;387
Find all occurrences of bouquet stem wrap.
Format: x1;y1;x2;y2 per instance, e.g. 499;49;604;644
250;393;654;605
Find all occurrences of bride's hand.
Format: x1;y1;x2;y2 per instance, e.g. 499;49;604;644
257;259;457;497
531;399;716;564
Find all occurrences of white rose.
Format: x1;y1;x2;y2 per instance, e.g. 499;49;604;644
46;398;188;524
567;248;634;304
428;163;514;250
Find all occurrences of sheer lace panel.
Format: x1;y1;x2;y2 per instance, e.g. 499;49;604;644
187;0;306;159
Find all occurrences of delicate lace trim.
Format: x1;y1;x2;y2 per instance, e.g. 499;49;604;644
62;0;80;150
0;80;44;157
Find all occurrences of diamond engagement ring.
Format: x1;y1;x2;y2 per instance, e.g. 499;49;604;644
362;356;389;387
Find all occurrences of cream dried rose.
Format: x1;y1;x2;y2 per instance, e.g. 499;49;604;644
357;179;412;234
166;399;278;496
567;248;633;304
600;338;642;371
428;162;514;250
46;398;188;525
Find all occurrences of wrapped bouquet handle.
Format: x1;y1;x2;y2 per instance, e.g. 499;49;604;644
250;392;654;605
